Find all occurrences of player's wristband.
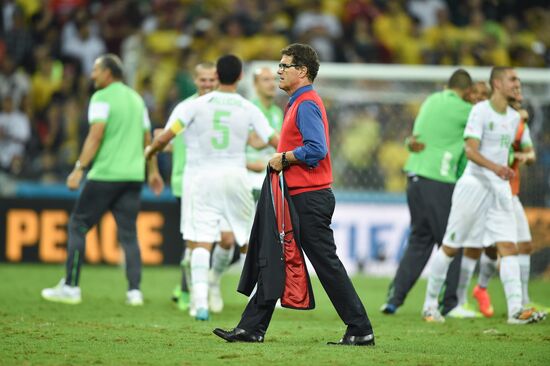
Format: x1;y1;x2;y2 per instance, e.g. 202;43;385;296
281;152;290;169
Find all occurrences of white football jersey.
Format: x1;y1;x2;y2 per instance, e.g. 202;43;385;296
166;91;275;169
462;100;520;186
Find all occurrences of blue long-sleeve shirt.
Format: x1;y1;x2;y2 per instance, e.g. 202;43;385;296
288;85;328;167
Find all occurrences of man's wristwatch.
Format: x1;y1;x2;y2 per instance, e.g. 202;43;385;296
281;152;290;169
75;160;88;171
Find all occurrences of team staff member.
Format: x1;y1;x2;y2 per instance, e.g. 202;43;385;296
214;43;374;346
42;54;163;306
381;70;473;316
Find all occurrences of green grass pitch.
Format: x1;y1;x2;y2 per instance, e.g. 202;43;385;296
1;264;549;365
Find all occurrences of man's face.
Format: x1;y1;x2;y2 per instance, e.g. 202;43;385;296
277;55;303;93
465;82;489;104
194;67;217;96
254;68;277;99
511;84;523;103
497;69;521;102
91;59;109;89
509;83;524;110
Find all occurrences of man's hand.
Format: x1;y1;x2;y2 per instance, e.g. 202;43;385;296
269;152;283;172
148;172;164;196
144;145;155;160
66;169;84;190
494;165;515;180
514;152;528;165
407;135;425;152
513;150;535;165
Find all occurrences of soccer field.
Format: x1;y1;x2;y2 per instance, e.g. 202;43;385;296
1;264;549;365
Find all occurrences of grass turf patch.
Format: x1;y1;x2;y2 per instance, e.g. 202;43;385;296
1;263;549;365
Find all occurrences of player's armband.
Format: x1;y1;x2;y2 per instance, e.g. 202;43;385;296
169;119;185;135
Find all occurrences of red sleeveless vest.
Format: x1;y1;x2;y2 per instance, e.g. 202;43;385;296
278;89;332;195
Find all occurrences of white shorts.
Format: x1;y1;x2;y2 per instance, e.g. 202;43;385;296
513;195;532;243
181;167;254;246
444;175;516;248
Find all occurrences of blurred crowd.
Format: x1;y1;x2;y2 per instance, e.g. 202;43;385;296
1;0;550;191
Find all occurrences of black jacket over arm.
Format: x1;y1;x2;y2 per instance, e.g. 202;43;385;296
238;169;315;310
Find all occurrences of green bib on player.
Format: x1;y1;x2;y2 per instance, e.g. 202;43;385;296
87;81;150;182
404;90;472;183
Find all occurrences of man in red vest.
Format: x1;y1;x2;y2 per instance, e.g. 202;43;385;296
214;43;374;346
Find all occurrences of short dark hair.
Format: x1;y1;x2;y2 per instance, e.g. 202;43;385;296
489;66;513;89
216;55;242;84
281;43;320;82
448;69;472;90
98;54;124;80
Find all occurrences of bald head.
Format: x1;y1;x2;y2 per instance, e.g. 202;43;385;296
490;67;521;101
193;62;217;96
254;67;277;100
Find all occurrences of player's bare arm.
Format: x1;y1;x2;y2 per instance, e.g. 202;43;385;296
145;129;175;160
268;131;280;148
144;131;164;195
154;128;173;152
67;122;105;190
247;161;267;172
464;138;515;180
247;130;280;149
247;131;267;149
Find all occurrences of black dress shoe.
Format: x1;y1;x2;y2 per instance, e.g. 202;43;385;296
213;327;264;343
327;333;375;346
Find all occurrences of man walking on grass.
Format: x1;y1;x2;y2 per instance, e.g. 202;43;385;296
42;54;163;306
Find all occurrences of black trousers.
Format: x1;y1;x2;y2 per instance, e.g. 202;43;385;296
238;189;373;337
65;180;142;289
386;176;461;314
